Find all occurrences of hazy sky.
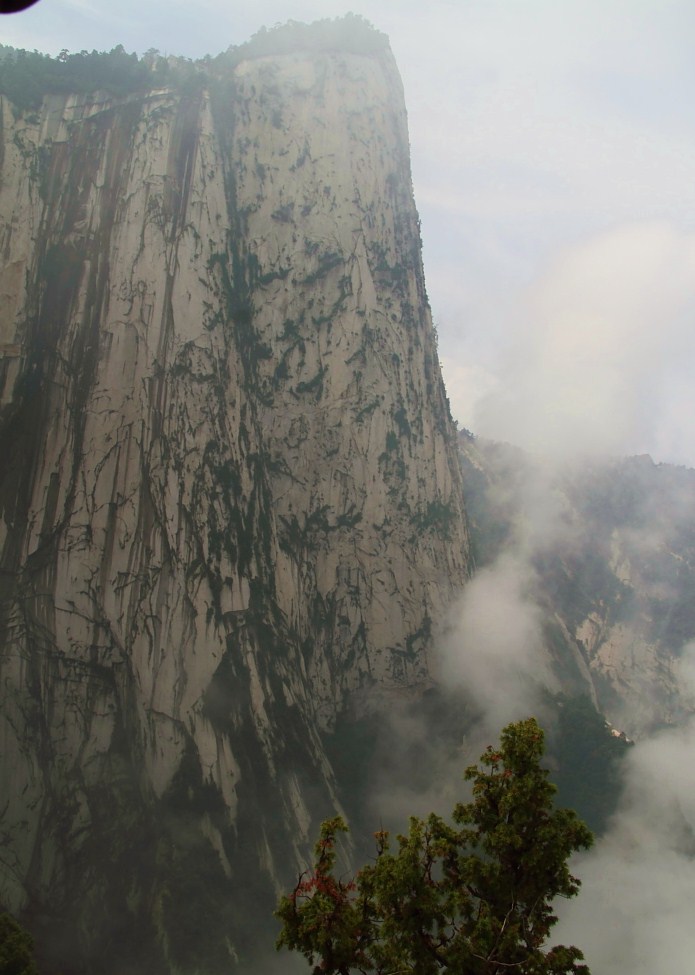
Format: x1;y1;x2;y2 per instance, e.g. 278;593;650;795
3;0;695;465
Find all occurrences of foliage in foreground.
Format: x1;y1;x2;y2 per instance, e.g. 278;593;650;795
0;913;38;975
276;718;593;974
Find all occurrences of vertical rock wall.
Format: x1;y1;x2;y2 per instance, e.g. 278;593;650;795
0;45;469;973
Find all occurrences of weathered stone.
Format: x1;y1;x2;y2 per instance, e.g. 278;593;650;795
0;42;469;973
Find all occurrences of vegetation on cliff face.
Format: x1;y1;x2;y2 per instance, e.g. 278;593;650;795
0;15;388;113
0;46;156;111
219;13;388;63
277;719;593;975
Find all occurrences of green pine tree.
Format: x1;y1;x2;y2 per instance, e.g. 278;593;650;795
0;914;38;975
276;718;593;974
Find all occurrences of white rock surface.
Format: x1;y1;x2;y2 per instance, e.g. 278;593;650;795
0;45;469;968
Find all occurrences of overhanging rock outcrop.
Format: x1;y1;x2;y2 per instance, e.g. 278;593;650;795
0;28;469;973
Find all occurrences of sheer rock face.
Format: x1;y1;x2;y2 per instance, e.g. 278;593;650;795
0;48;469;972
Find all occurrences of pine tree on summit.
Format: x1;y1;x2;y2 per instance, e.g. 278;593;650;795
276;718;593;975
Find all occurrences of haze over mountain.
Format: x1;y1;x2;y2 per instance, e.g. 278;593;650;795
0;11;694;975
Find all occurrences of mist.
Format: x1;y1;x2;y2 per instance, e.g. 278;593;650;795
555;682;695;973
361;453;578;830
439;554;554;734
447;443;695;973
464;221;695;465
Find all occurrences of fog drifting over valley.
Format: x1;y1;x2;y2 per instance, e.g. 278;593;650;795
555;659;695;973
434;458;695;975
4;2;695;973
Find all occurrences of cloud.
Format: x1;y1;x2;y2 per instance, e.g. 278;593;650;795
471;221;695;463
439;357;496;432
391;2;695;472
555;694;695;974
438;552;556;733
362;465;575;826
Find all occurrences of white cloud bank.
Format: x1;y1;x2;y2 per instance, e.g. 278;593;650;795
464;221;695;464
555;693;695;974
439;553;553;733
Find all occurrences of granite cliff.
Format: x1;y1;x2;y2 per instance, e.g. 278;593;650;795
0;24;469;973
